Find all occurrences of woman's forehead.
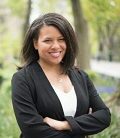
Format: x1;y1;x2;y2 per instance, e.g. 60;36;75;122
39;25;63;38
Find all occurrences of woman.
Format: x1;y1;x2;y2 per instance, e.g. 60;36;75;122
11;13;111;138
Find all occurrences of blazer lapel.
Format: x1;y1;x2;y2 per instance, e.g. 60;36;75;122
34;62;65;120
68;69;89;117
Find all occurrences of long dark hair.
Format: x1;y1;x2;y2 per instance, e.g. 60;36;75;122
20;13;78;73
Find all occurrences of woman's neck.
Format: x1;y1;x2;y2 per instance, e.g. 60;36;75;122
38;61;63;75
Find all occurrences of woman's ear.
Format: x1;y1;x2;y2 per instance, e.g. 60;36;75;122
33;39;38;50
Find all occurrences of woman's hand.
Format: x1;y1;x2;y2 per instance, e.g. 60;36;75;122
43;117;71;131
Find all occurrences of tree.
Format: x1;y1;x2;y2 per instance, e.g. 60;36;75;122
84;0;120;61
23;0;32;37
70;0;90;69
84;0;120;106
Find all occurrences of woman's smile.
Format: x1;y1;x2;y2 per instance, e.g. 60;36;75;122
49;51;62;58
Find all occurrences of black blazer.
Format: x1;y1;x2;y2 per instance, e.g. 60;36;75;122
11;62;111;138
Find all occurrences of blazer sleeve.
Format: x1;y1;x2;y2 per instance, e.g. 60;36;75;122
65;70;111;136
11;69;71;138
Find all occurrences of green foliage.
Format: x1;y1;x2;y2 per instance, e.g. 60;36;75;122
38;0;68;13
6;0;27;17
0;32;21;63
38;0;59;13
91;107;120;138
37;0;72;20
0;0;24;135
0;82;20;138
87;72;120;137
0;64;20;138
83;0;120;27
86;70;99;81
87;70;118;91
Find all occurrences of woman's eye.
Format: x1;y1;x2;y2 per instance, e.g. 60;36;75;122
45;40;50;42
59;38;65;42
44;40;52;43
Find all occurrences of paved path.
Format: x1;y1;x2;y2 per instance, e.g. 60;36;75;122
90;59;120;79
90;59;120;93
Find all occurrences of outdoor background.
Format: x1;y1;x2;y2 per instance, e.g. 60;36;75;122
0;0;120;138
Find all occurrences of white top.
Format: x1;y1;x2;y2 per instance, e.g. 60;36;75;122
52;85;77;117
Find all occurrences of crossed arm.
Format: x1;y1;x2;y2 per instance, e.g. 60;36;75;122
43;117;71;131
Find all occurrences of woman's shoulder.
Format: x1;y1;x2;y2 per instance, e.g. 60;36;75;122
12;62;36;80
71;66;88;78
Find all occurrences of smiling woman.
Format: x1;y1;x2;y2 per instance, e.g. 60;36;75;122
11;13;111;138
33;25;66;66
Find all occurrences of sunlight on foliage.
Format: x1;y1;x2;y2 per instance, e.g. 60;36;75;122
6;0;27;17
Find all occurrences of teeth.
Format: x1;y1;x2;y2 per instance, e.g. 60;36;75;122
50;52;60;58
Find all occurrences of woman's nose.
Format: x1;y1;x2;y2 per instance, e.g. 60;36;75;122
51;41;60;48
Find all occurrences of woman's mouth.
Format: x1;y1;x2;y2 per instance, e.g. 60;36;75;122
49;51;61;58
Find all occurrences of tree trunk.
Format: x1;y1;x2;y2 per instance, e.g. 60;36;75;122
70;0;90;69
23;0;32;38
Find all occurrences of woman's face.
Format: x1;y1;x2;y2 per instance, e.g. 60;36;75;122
34;25;66;66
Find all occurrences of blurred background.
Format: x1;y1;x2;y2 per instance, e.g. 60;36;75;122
0;0;120;137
